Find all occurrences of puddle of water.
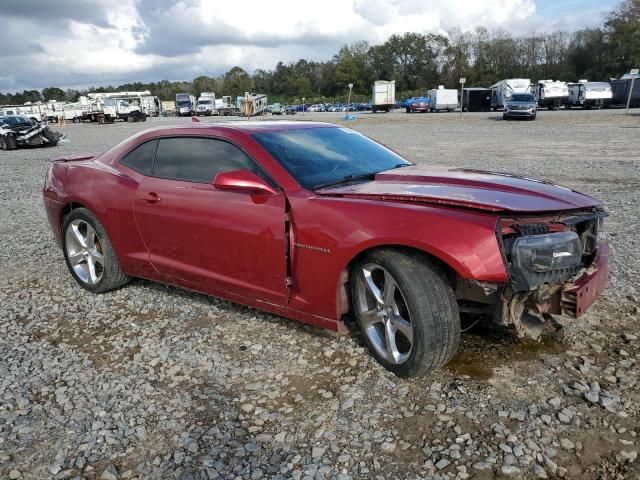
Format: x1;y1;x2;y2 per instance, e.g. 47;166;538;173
446;331;567;380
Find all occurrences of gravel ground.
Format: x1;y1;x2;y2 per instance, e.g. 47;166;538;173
1;109;639;480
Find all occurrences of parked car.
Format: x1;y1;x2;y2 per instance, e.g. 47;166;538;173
1;115;63;150
408;96;431;113
43;122;608;377
503;93;538;120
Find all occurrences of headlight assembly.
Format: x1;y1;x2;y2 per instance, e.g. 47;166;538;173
512;231;582;272
509;231;584;290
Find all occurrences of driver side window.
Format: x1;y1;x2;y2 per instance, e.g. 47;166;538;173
153;137;261;183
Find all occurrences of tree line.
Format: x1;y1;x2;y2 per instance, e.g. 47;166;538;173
1;0;638;106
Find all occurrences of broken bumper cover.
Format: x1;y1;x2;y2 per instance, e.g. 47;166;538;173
560;243;610;318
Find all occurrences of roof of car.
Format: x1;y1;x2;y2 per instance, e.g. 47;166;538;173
147;121;338;134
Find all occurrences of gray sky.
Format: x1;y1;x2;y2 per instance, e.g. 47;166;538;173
0;0;617;92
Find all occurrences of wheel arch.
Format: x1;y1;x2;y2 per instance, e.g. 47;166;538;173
336;243;461;319
60;201;88;229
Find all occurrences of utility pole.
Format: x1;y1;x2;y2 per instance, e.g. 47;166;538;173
626;69;638;115
459;77;466;118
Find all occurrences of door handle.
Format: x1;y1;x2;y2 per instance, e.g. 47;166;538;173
139;191;161;203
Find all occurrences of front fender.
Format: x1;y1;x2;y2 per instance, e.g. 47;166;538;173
288;195;508;320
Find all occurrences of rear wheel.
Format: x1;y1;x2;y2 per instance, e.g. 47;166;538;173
62;208;131;293
351;249;460;377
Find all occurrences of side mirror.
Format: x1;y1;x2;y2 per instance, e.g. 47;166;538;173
213;169;277;195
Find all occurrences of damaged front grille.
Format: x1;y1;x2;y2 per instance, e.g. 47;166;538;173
513;223;549;236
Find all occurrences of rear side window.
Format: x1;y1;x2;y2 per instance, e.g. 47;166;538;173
153;137;260;183
121;140;158;175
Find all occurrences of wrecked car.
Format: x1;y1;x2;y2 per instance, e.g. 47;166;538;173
42;122;609;377
0;115;64;150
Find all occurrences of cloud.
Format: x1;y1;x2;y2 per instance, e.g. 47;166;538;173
2;0;114;27
0;0;609;92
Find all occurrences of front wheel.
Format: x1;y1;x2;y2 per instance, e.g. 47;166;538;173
1;134;17;150
351;249;460;377
62;208;131;293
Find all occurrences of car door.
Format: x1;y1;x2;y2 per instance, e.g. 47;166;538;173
133;136;287;305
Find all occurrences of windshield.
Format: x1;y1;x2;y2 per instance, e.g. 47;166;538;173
176;95;191;105
510;94;535;102
1;116;33;126
252;127;411;190
198;100;212;105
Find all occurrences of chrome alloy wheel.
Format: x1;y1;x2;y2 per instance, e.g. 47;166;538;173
355;263;414;364
65;219;105;285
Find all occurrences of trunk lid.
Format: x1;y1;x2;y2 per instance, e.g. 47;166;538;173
50;153;96;163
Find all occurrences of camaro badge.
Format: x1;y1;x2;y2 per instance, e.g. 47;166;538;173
294;242;330;254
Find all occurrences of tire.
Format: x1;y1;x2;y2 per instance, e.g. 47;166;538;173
531;113;537;120
1;134;17;150
503;114;508;120
62;208;131;293
406;107;410;113
351;249;460;378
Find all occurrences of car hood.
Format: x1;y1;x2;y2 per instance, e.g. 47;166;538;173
316;166;602;213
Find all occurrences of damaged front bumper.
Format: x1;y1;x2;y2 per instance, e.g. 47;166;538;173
496;243;610;338
560;243;609;317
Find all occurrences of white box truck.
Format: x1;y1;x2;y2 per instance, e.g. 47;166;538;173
196;92;216;116
426;86;459;112
372;80;395;113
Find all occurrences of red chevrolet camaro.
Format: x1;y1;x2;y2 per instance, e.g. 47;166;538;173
43;122;609;377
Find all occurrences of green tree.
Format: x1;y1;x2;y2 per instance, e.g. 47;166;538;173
605;0;640;74
334;41;372;94
192;75;217;96
42;87;66;101
222;66;252;96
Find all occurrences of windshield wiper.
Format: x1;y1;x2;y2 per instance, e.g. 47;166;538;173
314;172;377;190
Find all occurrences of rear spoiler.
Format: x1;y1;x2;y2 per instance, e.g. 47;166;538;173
50;153;96;163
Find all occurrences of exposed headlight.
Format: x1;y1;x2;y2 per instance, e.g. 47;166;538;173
512;231;582;273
